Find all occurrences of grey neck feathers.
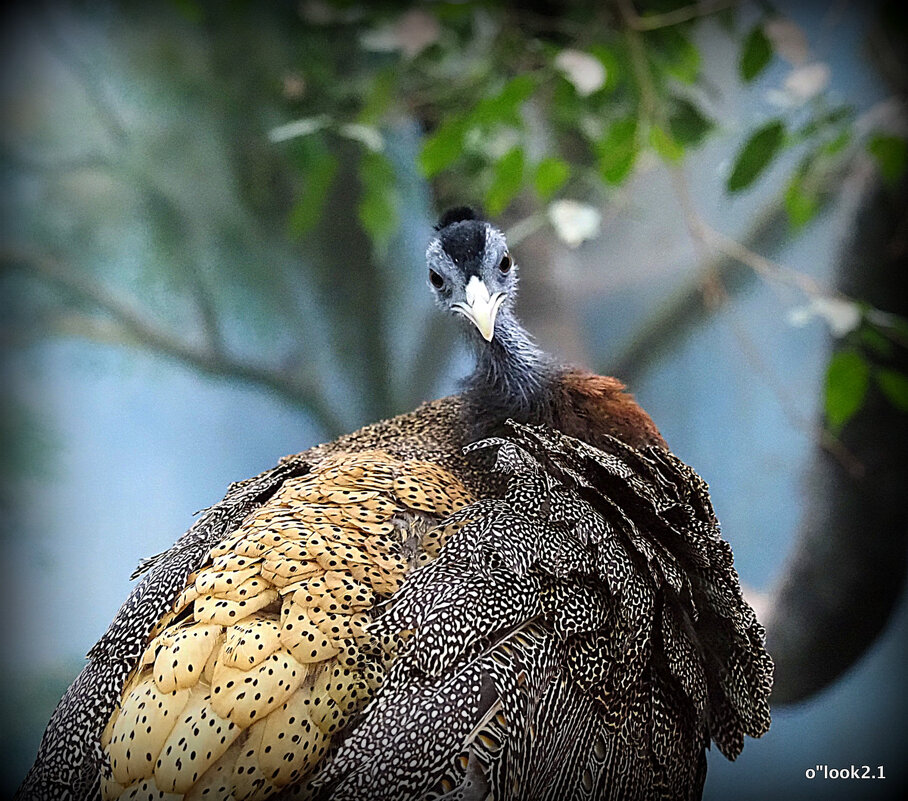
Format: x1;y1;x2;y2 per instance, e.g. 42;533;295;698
462;306;557;433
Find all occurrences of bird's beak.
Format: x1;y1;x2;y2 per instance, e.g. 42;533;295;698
456;277;505;342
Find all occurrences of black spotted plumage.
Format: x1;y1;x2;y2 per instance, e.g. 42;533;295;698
318;423;771;800
18;211;770;801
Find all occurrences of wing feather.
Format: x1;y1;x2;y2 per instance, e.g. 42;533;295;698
320;422;772;800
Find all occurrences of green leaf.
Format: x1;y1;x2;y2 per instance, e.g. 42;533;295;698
867;134;908;185
550;78;583;129
784;175;819;229
658;28;700;84
649;125;684;163
358;152;398;254
473;74;537;127
740;25;772;82
419;118;468;177
825;349;870;429
597;116;638;185
420;76;536;178
533;157;570;199
288;145;337;237
359;67;397;125
727;120;786;192
485;147;525;215
822;129;852;156
668;98;713;147
859;326;893;358
877;369;908;412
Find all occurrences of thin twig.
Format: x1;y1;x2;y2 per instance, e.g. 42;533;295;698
607;10;869;477
618;0;658;123
617;0;739;32
700;220;836;298
183;259;227;357
2;248;348;436
0;150;110;175
667;166;864;475
505;212;546;248
725;302;865;477
669;167;837;299
41;12;128;146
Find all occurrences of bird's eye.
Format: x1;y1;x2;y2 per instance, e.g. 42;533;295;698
498;253;512;273
429;269;445;289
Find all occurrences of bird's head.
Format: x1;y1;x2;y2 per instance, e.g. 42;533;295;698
426;207;517;343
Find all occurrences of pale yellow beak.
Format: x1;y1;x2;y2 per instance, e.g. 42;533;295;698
455;276;505;342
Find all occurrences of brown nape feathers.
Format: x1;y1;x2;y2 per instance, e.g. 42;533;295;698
17;209;771;801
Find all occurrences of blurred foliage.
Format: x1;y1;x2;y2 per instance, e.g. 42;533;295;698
739;24;772;82
1;0;907;443
824;349;871;431
868;133;908;184
824;313;908;430
727;119;786;191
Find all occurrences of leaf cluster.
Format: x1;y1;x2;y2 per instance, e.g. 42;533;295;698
267;2;725;240
825;318;908;431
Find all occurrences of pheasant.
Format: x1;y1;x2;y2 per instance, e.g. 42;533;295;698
18;207;772;801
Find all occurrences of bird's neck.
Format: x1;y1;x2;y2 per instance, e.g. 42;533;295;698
462;308;557;437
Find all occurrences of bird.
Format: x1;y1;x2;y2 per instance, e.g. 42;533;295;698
18;206;772;801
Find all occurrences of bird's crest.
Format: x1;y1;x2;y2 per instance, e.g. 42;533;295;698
435;206;481;231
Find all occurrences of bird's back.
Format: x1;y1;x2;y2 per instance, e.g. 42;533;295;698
18;396;485;800
18;388;770;801
319;421;771;800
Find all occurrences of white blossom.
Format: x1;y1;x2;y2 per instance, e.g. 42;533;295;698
784;63;830;104
360;9;440;59
555;49;607;97
547;200;601;248
268;115;330;143
338;123;385;152
788;296;861;337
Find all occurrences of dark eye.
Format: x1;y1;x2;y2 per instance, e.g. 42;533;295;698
429;269;445;289
498;253;512;273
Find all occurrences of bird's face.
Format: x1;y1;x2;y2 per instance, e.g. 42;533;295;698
426;216;517;342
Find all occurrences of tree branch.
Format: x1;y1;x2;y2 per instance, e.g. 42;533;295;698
40;12;128;146
666;165;865;474
618;0;659;123
0;149;111;175
589;26;907;695
616;0;739;32
603;198;785;381
605;137;864;383
183;259;227;358
2;249;347;436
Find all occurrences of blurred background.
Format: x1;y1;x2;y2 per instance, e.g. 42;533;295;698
1;1;906;798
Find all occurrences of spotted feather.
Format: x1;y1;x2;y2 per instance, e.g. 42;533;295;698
321;423;771;800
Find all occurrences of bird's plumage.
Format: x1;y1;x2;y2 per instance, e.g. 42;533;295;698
18;211;771;801
320;421;770;800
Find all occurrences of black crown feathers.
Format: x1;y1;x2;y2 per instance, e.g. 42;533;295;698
434;206;481;231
